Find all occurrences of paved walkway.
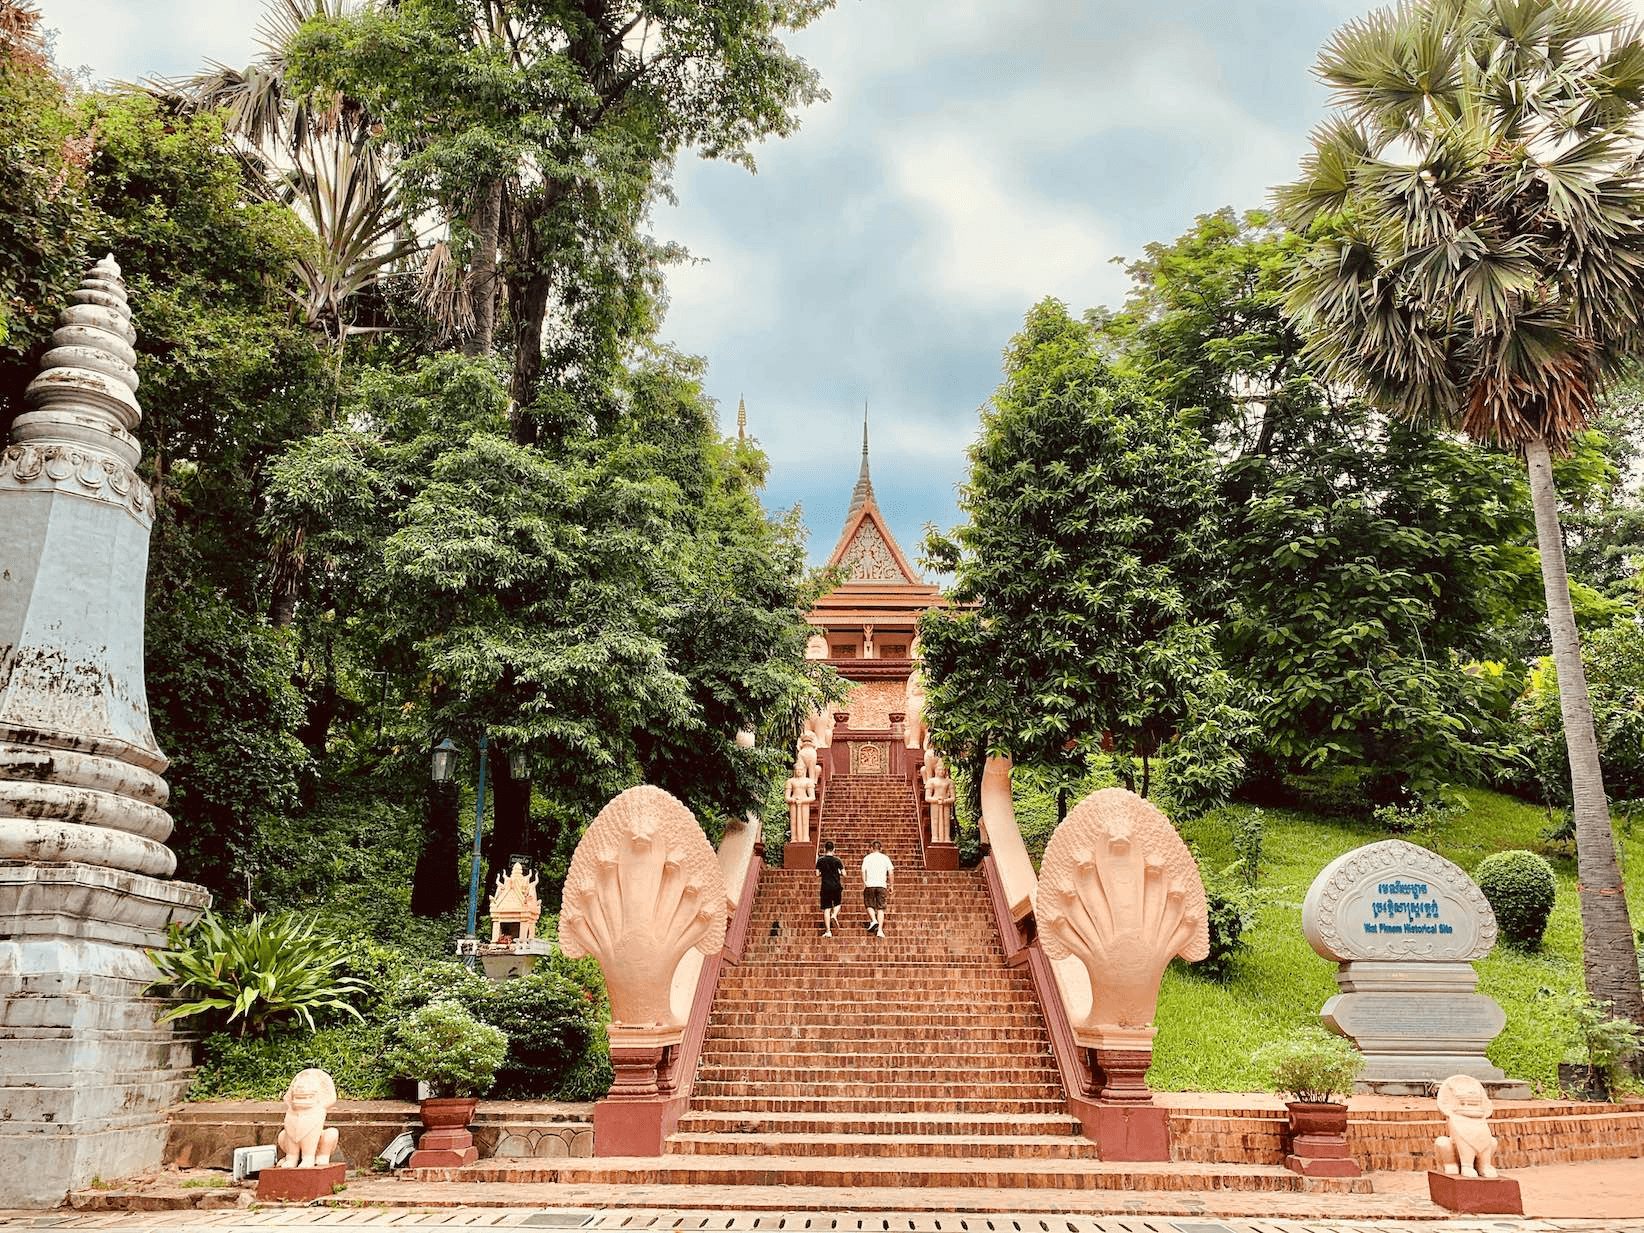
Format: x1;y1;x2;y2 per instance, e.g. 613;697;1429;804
8;1158;1644;1230
0;1206;1640;1232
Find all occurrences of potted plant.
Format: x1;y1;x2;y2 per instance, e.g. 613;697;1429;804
1557;994;1643;1102
1255;1028;1365;1177
385;1000;508;1135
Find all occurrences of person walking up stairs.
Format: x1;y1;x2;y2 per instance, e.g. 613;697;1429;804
860;838;892;936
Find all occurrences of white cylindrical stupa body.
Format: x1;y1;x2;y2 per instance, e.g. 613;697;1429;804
0;255;176;878
0;256;209;1206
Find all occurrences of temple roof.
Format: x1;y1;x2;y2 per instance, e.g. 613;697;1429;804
847;415;874;519
810;414;942;636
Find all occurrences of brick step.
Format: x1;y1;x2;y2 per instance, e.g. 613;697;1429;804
666;1133;1100;1160
707;1005;1041;1022
699;1036;1053;1056
715;978;1028;994
690;1058;1058;1085
673;1109;1083;1135
740;947;1001;960
740;939;1001;953
693;1045;1052;1065
721;961;1016;974
710;991;1039;1007
692;1080;1064;1100
709;1012;1045;1030
704;1024;1052;1044
688;1095;1069;1115
406;1156;1358;1194
721;960;1023;976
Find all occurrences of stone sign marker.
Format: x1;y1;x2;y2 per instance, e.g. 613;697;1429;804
1301;839;1528;1097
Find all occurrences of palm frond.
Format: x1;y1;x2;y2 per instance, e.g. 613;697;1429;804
1277;0;1644;455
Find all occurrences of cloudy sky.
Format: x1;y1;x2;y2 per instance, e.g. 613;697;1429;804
37;0;1455;563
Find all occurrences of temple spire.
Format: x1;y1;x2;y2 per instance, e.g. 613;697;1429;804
847;400;875;518
737;395;746;441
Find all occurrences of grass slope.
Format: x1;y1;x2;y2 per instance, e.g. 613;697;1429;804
1012;782;1642;1095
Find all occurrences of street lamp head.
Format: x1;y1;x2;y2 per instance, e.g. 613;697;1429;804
431;738;457;784
507;749;530;780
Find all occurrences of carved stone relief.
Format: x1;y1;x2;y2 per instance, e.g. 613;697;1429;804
558;785;728;1038
844;679;905;730
838;519;908;582
1036;788;1209;1038
850;742;889;775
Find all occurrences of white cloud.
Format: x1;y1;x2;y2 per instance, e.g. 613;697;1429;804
885;131;1129;310
38;0;262;83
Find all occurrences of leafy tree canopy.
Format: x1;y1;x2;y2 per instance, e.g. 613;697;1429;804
919;298;1232;798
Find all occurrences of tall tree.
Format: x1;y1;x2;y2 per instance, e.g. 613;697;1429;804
0;0;92;413
1105;209;1540;805
263;346;827;893
73;93;325;898
288;0;832;434
919;299;1234;799
1276;0;1644;1022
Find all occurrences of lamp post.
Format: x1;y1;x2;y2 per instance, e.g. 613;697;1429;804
430;735;490;968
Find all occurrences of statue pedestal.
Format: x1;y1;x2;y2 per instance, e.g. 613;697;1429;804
0;861;209;1206
783;840;816;871
1427;1170;1523;1214
922;842;958;870
477;939;552;981
408;1128;478;1168
256;1163;347;1202
1071;1099;1169;1161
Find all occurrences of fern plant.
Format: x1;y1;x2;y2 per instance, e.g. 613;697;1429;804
146;911;367;1037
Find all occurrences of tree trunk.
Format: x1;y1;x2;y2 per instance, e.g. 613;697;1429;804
412;778;465;917
462;179;503;358
508;267;552;445
268;527;305;628
486;769;532;888
1524;437;1644;1026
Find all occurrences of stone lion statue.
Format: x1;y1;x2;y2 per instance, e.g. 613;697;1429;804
1434;1073;1498;1178
276;1068;340;1168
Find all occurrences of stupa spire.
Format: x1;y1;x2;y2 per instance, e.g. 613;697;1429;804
847;400;875;518
20;253;143;468
737;395;746;441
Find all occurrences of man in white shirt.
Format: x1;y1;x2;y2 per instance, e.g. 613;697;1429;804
860;840;894;936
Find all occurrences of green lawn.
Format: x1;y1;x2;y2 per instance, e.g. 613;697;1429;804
1010;782;1644;1095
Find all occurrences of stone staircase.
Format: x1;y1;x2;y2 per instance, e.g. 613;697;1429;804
669;773;1091;1174
408;772;1369;1198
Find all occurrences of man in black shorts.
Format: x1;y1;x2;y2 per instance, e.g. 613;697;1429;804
815;840;844;937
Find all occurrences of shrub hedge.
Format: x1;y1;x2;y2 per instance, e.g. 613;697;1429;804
1475;849;1557;949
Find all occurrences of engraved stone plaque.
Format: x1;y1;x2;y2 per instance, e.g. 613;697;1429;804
1302;839;1497;963
1299;839;1524;1096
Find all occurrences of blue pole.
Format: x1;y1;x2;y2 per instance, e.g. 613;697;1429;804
464;734;489;968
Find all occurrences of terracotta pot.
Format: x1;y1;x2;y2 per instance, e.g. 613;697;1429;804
418;1095;478;1130
1285;1100;1349;1138
1557;1062;1610;1102
1282;1100;1360;1178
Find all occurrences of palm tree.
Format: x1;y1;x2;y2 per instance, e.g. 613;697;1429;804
155;0;418;351
1276;0;1644;1025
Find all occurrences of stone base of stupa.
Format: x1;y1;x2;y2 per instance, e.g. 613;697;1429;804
0;861;209;1206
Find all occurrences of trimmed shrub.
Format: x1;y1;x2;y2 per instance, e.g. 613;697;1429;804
474;971;601;1098
384;1001;508;1097
1255;1028;1364;1104
1475;849;1557;949
383;960;603;1098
